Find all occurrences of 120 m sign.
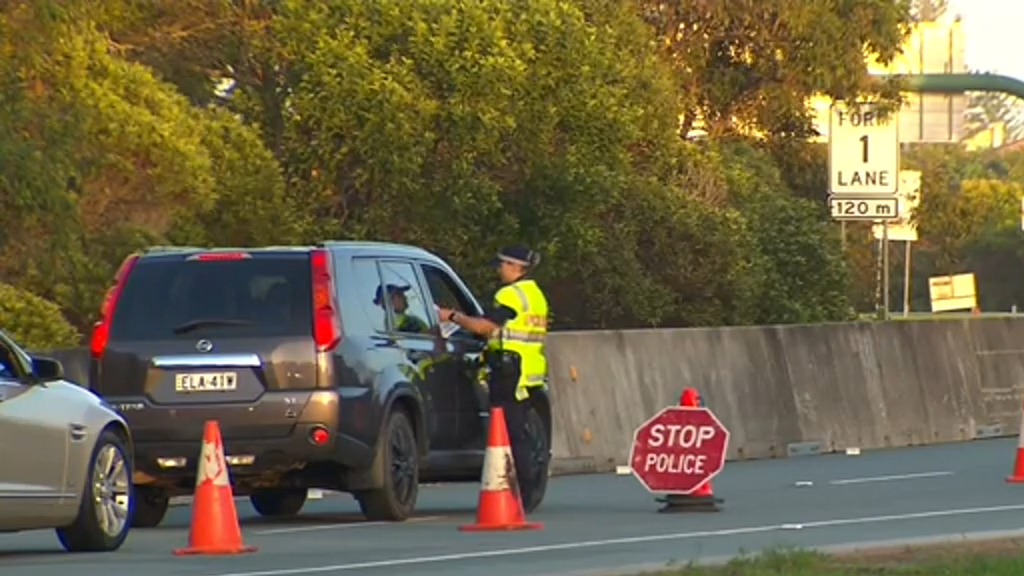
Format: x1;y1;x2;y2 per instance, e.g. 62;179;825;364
828;196;899;221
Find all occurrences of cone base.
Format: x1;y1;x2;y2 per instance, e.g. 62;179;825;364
458;521;544;532
173;544;258;556
655;494;724;513
1006;475;1024;483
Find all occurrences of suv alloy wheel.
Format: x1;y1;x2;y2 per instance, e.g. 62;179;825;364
355;409;419;521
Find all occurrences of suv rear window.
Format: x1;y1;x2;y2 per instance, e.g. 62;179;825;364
108;253;313;342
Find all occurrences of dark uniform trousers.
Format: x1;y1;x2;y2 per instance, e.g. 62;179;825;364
486;350;535;506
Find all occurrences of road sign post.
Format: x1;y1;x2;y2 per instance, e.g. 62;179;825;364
628;405;730;511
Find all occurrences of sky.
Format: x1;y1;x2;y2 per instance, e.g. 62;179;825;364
947;0;1024;81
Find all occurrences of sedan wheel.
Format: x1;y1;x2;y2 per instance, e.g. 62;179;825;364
56;430;133;552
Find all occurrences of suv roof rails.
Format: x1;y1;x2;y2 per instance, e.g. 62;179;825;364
142;245;314;255
318;240;431;252
143;246;204;253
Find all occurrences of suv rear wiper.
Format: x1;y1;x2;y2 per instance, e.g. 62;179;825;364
172;318;255;334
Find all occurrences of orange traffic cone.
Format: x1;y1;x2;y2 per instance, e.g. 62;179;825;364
680;387;700;408
459;407;543;531
173;420;257;555
656;387;723;513
682;388;717;499
1008;403;1024;483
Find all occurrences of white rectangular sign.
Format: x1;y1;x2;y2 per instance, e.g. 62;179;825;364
873;170;922;241
828;196;899;221
829;102;899;195
928;273;976;313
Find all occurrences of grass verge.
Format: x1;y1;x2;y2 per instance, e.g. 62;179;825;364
647;537;1024;575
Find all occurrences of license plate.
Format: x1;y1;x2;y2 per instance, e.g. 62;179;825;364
174;372;238;392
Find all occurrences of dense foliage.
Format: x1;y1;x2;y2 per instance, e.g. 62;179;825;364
0;283;80;351
2;0;1022;343
861;146;1024;312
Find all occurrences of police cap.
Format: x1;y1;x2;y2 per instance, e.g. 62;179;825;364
489;245;541;268
373;283;411;305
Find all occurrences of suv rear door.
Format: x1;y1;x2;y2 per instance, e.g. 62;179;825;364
91;250;320;442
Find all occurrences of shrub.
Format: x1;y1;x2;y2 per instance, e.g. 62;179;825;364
0;282;81;351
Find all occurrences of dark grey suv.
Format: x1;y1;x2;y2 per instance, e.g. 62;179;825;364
87;241;552;527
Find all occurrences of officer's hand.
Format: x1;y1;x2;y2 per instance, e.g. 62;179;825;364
437;307;454;322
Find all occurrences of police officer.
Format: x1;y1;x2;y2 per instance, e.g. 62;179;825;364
436;245;549;511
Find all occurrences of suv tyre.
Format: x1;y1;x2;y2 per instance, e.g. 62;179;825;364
131;486;169;528
251;488;308;517
522;406;550;514
355;409;419;521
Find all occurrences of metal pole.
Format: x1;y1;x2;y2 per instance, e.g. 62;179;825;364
841;221;847;252
882;223;890;320
874;229;883;319
902;240;912;317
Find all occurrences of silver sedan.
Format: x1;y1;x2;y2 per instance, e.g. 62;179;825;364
0;329;134;552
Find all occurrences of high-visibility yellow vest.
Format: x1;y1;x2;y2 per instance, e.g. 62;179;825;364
486;278;549;400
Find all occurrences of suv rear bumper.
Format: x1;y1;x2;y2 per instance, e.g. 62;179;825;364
107;390;377;492
132;422;330;477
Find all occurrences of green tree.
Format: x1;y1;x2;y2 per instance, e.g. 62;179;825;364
3;0;911;332
635;0;913;140
0;2;292;331
223;0;770;328
710;140;852;323
890;145;1024;312
0;283;81;351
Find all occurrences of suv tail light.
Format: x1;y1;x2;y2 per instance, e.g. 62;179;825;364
310;248;342;351
89;253;141;359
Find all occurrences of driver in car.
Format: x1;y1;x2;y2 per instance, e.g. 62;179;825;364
374;283;429;333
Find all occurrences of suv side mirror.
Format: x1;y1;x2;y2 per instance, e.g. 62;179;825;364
31;356;64;381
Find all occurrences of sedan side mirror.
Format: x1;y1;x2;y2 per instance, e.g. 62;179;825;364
31;356;65;381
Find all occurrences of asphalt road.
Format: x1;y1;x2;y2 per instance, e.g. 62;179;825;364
4;437;1024;576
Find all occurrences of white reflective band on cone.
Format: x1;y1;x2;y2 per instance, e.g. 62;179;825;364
198;440;230;487
480;445;513;491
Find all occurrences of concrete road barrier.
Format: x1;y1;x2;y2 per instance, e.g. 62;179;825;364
41;318;1024;478
547;318;1024;474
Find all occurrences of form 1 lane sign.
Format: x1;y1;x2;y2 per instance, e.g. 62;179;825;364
828;101;899;195
628;406;730;494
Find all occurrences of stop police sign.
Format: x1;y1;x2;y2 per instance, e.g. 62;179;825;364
628;406;730;494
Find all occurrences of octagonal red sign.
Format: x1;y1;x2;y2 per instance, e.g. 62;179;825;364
628;406;730;494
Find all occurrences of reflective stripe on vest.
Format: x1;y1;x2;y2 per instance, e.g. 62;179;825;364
486;278;549;391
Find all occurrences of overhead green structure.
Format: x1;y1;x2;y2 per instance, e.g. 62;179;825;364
890;73;1024;100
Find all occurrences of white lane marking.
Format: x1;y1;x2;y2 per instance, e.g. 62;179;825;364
828;471;954;485
207;525;779;576
252;515;444;535
798;504;1024;528
205;502;1024;576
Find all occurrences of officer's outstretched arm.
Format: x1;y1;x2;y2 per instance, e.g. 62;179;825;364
450;314;499;337
448;304;516;338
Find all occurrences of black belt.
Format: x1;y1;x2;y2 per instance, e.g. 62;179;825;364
484;349;521;367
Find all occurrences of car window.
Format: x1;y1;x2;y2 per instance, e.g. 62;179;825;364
377;261;434;335
347;258;387;333
0;339;25;382
108;253;314;342
0;358;16;381
420;263;478;314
